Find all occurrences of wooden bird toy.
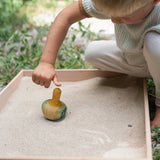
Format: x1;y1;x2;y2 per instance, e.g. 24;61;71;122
42;88;67;121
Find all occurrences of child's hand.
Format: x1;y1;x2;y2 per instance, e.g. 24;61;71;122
32;62;61;88
32;1;87;88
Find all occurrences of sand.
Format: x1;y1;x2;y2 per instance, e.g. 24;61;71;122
0;76;146;158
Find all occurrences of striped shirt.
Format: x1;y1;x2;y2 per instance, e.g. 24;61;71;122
81;0;160;55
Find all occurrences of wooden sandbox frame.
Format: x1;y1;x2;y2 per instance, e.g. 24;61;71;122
0;69;152;160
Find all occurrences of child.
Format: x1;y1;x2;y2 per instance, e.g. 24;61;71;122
32;0;160;128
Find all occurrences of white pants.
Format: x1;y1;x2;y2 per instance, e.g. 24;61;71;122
85;32;160;107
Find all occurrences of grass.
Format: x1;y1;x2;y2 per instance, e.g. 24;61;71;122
0;21;103;87
152;127;160;160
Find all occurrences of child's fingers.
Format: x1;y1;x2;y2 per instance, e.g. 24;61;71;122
34;79;41;85
32;67;61;87
32;72;37;84
32;71;42;85
53;75;61;87
44;81;51;88
40;81;45;86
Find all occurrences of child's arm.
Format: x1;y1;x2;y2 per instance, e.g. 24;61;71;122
32;1;91;88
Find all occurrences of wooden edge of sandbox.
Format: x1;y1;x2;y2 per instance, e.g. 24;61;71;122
0;156;147;160
0;69;152;160
0;69;123;109
22;69;124;81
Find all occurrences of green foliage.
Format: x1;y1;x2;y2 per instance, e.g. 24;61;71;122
0;21;105;87
56;42;91;69
0;0;27;41
147;79;156;121
24;0;58;8
152;127;160;160
23;0;57;19
55;22;103;69
152;127;160;142
75;21;105;41
153;147;160;160
147;79;155;96
0;27;43;86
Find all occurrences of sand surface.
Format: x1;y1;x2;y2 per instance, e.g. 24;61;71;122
0;76;146;158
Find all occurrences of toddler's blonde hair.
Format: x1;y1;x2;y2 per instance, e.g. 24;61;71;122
92;0;153;17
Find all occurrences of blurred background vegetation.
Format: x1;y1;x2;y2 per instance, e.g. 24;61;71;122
0;0;95;88
0;0;159;158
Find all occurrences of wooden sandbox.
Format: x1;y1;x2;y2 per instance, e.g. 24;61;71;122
0;69;152;160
